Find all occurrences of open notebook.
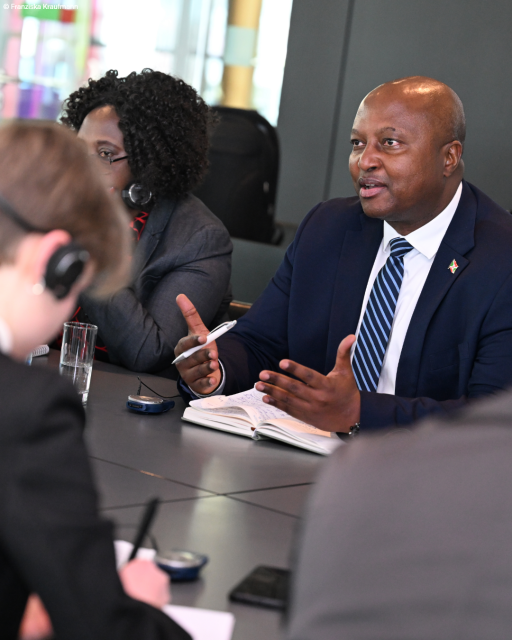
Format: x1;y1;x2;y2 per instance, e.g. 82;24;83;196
182;388;341;456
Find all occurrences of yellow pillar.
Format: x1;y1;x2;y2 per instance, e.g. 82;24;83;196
222;0;263;109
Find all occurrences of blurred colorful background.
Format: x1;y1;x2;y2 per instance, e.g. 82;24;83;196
0;0;293;124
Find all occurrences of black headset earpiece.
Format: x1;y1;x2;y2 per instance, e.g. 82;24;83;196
121;182;153;210
44;242;90;300
0;191;90;300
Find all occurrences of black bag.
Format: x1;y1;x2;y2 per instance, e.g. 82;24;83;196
194;106;282;244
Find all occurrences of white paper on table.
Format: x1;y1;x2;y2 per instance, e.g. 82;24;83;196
163;604;235;640
114;539;156;568
115;541;236;640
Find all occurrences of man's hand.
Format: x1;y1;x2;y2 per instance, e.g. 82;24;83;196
175;294;221;395
119;559;171;609
255;335;360;432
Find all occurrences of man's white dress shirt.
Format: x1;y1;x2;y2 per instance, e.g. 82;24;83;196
188;182;462;398
352;182;462;394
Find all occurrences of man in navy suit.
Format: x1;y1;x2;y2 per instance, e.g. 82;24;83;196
174;76;512;432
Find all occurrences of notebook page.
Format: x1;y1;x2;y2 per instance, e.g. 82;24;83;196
189;388;296;427
183;407;254;436
254;419;341;455
262;418;334;437
191;406;254;424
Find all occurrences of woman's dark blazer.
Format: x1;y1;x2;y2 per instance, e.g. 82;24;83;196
80;194;232;376
0;353;190;640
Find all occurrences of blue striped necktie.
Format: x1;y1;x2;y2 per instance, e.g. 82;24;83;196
352;237;414;392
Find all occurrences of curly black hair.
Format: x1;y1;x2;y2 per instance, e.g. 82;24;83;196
61;69;215;199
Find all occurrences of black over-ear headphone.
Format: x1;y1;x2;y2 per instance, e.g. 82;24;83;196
0;192;90;300
121;182;153;210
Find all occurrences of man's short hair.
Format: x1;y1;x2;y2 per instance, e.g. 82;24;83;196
0;120;130;295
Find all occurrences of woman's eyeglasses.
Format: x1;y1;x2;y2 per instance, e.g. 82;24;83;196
92;153;128;166
107;155;128;165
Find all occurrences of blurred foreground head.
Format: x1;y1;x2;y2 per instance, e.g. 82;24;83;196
0;119;130;296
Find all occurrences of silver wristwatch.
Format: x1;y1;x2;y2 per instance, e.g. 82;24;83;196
347;422;360;437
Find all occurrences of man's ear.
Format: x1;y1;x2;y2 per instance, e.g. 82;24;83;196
21;229;74;288
442;140;463;178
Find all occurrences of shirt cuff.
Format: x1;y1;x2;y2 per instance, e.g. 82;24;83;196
181;360;226;399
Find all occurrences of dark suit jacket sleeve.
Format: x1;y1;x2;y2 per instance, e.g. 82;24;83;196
214;207;322;398
1;376;189;640
360;271;512;429
81;222;232;374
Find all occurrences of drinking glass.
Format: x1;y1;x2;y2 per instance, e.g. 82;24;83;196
59;322;97;404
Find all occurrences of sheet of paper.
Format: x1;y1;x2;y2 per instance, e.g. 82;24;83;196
114;539;156;568
163;604;235;640
190;387;305;426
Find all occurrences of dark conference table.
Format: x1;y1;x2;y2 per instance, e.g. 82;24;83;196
37;350;327;640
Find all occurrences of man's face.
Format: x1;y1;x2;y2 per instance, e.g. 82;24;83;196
348;93;447;226
78;105;134;197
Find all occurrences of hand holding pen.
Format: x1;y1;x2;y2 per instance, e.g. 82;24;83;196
174;294;229;395
119;497;171;608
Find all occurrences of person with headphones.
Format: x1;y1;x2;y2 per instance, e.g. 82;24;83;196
0;120;189;640
61;68;232;376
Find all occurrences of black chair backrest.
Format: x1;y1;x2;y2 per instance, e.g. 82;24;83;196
194;106;280;244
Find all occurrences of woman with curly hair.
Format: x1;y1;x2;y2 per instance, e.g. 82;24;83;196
61;68;232;375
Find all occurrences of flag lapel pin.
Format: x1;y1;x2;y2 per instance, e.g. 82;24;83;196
448;259;459;274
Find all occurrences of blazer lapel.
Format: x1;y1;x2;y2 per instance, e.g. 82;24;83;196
325;213;383;372
131;196;178;281
396;181;476;396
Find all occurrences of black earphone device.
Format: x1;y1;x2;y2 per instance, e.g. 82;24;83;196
0;192;90;300
121;182;153;210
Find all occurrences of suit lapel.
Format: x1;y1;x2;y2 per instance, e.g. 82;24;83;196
131;196;178;280
396;181;476;396
325;213;383;372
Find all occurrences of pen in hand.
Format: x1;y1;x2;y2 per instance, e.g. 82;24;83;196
172;320;237;365
128;497;160;562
